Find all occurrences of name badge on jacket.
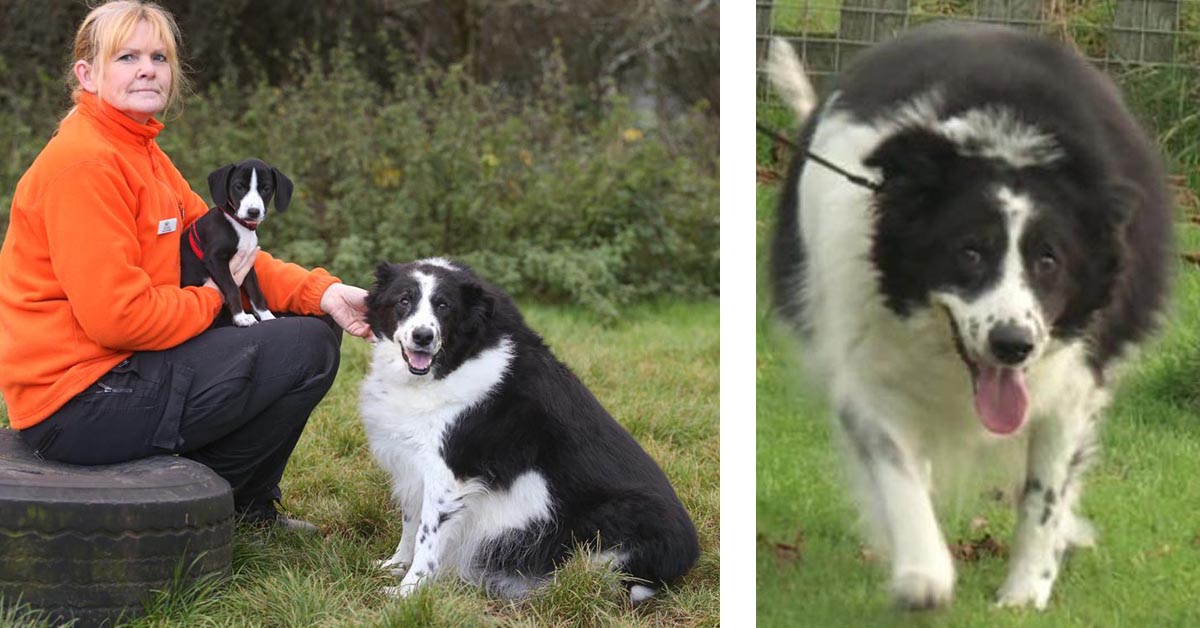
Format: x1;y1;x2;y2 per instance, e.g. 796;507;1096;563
157;218;178;235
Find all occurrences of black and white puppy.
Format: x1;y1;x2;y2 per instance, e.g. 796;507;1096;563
360;258;699;603
180;158;292;327
768;24;1171;610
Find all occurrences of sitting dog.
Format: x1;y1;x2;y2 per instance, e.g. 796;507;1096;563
360;258;699;602
768;24;1171;609
180;158;292;327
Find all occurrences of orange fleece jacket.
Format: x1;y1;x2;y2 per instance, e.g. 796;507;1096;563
0;92;339;429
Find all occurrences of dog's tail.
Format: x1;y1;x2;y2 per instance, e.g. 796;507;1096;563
767;38;817;124
765;38;817;336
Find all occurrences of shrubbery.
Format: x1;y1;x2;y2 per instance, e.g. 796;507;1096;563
1;47;718;319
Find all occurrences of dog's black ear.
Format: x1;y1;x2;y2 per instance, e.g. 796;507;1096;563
365;262;397;311
207;163;236;208
863;129;959;196
461;281;495;321
271;168;293;212
1102;179;1141;229
372;262;397;288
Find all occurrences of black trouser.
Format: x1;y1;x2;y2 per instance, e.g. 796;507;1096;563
19;315;341;513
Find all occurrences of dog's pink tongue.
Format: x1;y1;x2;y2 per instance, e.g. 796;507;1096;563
974;366;1028;435
407;351;432;371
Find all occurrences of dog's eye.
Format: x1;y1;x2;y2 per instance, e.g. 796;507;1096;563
1033;253;1058;277
435;301;449;310
398;297;410;307
958;246;984;272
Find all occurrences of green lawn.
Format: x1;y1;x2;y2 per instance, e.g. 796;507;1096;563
756;183;1200;626
2;300;719;628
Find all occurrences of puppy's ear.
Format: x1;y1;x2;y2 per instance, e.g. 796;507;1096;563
863;129;959;197
207;164;236;208
271;168;294;212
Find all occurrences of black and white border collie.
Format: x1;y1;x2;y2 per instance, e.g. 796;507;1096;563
768;23;1171;609
359;258;699;602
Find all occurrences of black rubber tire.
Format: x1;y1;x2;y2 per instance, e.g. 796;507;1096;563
0;428;234;627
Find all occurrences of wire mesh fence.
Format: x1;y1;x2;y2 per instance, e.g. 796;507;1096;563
756;0;1200;97
755;0;1200;190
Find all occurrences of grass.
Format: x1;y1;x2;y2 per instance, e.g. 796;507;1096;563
755;178;1200;625
0;300;719;627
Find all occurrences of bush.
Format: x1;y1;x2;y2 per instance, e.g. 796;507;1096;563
2;45;718;320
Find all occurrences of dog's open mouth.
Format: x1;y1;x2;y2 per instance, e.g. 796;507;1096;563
945;311;1029;436
401;348;435;375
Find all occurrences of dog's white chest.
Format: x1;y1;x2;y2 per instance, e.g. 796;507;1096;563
222;212;259;255
359;338;514;457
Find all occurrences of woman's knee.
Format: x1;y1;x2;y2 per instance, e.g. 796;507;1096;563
261;317;341;383
293;316;341;375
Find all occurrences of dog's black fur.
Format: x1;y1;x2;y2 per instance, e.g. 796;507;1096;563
180;158;292;326
362;259;699;599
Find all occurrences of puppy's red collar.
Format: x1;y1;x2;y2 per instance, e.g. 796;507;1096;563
221;202;259;231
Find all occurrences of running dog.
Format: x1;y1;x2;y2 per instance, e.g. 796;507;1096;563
768;23;1172;609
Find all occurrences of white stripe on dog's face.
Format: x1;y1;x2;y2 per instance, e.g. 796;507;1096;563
396;271;443;354
238;168;266;222
935;186;1048;367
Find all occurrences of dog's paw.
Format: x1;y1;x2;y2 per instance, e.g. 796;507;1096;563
376;557;409;577
256;310;276;321
995;572;1053;610
394;572;427;598
1063;513;1097;549
233;313;258;327
891;566;954;610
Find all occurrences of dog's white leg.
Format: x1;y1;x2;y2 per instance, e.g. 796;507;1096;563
395;463;465;597
254;308;276;322
378;509;419;577
997;409;1098;610
839;405;954;610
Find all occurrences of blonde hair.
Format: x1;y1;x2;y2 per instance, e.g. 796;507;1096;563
68;0;190;118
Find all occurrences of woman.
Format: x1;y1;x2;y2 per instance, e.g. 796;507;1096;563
0;0;371;530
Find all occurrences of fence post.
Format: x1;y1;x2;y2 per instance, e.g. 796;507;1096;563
1112;0;1178;63
758;0;775;90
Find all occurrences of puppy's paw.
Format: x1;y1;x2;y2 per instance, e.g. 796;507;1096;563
995;572;1053;610
256;310;276;321
891;564;954;610
233;312;257;327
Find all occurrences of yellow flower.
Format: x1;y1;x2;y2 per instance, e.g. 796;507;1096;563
622;128;644;143
481;153;500;169
373;167;403;188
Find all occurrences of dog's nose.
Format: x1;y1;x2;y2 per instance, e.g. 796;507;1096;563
988;324;1034;365
412;327;435;348
245;207;262;220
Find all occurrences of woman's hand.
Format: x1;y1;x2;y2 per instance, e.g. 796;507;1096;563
201;247;258;295
320;283;373;339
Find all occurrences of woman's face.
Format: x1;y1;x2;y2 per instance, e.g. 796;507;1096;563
77;20;172;123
